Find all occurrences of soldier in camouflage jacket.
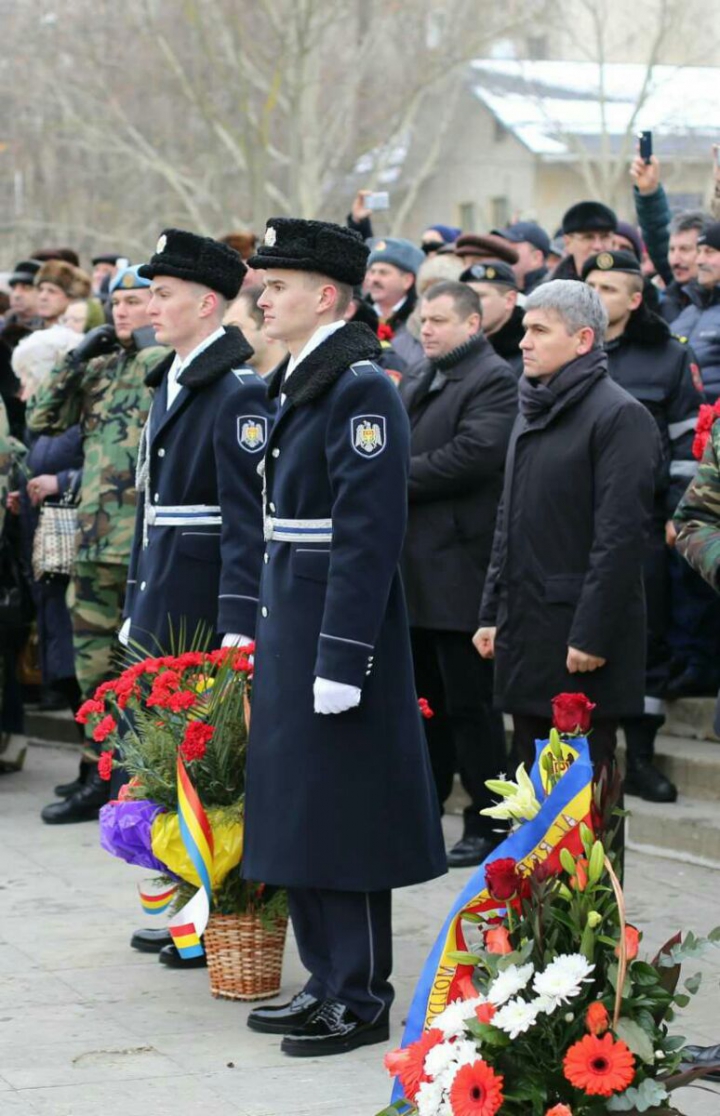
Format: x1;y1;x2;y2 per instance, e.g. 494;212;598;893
27;266;168;822
675;422;720;590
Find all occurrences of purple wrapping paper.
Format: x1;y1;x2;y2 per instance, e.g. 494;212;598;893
99;799;170;874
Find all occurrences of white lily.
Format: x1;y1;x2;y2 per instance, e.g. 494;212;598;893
481;762;542;822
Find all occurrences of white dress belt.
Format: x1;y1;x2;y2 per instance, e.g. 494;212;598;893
264;516;333;543
146;504;222;528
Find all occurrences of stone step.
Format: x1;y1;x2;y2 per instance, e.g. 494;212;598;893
664;697;719;742
619;734;720;802
625;796;720;869
23;706;80;746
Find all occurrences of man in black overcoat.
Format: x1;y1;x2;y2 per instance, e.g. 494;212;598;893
119;230;273;967
242;218;446;1056
475;280;659;778
400;280;517;867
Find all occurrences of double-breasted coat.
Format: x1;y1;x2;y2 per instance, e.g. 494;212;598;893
124;327;272;650
242;322;446;893
479;351;660;718
399;335;518;632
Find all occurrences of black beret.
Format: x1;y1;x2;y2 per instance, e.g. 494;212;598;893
581;249;642;280
698;222;720;251
138;229;246;299
460;261;518;289
247;218;369;286
9;259;41;287
562;201;617;235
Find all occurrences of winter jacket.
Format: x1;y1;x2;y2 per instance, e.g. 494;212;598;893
400;334;518;631
671;285;720;402
675;421;720;591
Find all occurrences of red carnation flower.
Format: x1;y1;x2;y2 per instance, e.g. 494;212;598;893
75;698;104;724
97;750;114;781
165;691;197;713
173;651;206;670
551;692;596;735
692;401;720;461
377;322;395;342
485;857;521;901
180;721;214;763
418;697;434;719
92;714;117;744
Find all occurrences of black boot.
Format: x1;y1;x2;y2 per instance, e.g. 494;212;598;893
41;767;110;824
54;758;93;798
38;685;71;712
623;714;677;803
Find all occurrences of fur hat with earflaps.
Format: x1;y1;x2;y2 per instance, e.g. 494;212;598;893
35;260;92;299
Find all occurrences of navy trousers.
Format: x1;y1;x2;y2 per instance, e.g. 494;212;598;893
287;887;393;1024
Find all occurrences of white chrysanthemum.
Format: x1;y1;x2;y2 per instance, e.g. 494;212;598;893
416;1077;446;1116
424;1040;462;1080
487;962;534;1006
531;994;558;1015
493;996;541;1039
433;996;486;1037
532;954;595;1005
427;1039;482;1093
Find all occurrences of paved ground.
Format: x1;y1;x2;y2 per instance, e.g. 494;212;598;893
2;743;720;1116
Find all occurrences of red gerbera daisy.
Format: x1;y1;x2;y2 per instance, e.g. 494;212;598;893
563;1032;635;1097
383;1028;444;1101
448;1059;504;1116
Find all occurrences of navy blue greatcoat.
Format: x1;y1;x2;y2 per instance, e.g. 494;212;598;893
242;322;446;893
124;327;273;650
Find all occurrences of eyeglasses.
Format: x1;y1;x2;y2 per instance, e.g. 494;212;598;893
421;242;443;255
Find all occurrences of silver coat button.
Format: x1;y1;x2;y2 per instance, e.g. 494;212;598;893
261;606;268;618
140;581;147;591
263;553;269;564
158;448;166;458
269;502;276;513
272;448;280;458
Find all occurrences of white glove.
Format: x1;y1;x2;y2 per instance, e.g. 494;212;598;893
222;634;253;647
118;617;131;647
313;677;362;715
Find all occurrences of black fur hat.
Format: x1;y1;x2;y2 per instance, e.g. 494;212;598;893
247;218;369;285
562;201;617;235
138;229;246;299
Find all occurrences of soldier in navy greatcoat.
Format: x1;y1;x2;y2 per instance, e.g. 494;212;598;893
119;229;273;967
242;218;446;1056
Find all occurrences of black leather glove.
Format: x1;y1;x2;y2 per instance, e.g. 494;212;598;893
70;324;117;364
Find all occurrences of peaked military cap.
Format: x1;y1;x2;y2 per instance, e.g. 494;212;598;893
581;249;641;280
109;264;152;294
492;221;551;256
9;259;41;287
460;261;518;289
562;201;617;235
138;228;246;299
454;233;519;265
247;218;369;285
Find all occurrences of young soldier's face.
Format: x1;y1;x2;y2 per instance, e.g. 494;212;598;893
111;288;153;342
257;270;324;347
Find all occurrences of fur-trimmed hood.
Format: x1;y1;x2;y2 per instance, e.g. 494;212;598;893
144;325;254;389
267;321;382;406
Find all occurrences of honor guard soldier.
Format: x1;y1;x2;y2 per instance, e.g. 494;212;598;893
242;219;446;1055
120;230;273;967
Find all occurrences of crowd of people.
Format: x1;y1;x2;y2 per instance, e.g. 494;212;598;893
1;148;720;849
3;146;720;1057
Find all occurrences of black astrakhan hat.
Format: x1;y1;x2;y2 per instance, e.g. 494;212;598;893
138;229;246;299
581;249;642;280
247;218;369;286
9;259;42;287
562;201;617;235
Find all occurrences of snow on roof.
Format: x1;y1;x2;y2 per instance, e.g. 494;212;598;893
471;60;720;157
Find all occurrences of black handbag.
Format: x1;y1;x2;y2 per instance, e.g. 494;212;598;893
0;517;34;644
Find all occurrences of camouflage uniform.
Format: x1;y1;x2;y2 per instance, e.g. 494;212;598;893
27;341;167;716
674;422;720;590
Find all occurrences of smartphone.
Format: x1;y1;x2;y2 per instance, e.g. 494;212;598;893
365;191;390;211
638;131;652;164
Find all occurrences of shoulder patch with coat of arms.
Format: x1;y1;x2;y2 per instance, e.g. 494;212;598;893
237;415;268;453
351;414;386;458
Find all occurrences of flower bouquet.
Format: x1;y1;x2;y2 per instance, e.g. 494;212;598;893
80;645;289;1001
378;694;720;1116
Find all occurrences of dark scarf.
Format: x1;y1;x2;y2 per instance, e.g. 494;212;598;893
518;348;607;421
432;332;486;371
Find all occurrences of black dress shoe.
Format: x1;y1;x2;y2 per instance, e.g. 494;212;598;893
678;1042;720;1080
624;760;677;803
158;943;207;969
247;991;321;1034
447;834;499;868
41;770;110;824
280;999;389;1057
131;927;173;953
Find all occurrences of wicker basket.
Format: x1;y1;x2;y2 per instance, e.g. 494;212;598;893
204;912;288;1001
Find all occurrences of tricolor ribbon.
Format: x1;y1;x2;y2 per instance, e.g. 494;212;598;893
391;737;594;1103
168;756;215;959
138;882;177;916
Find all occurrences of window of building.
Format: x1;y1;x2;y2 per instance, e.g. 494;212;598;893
491;196;510;228
458;202;476;231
